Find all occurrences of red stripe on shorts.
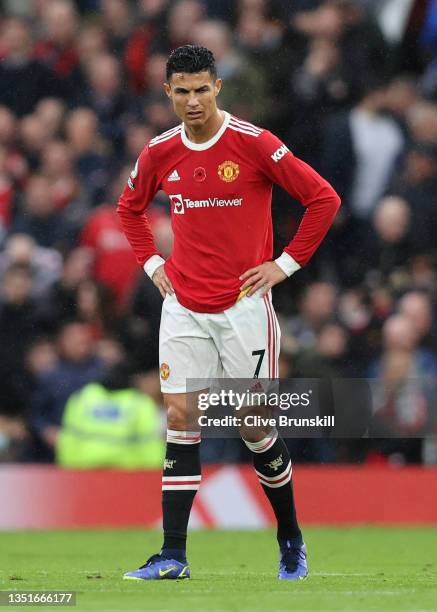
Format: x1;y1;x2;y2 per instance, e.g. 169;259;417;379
266;297;276;378
263;296;272;378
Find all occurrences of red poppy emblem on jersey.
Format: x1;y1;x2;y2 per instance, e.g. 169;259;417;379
218;160;239;182
194;167;206;182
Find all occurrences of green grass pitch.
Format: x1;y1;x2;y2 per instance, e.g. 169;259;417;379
1;528;437;611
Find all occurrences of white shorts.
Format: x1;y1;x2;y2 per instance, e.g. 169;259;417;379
159;291;280;393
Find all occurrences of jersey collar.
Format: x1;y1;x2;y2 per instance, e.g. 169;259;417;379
181;111;230;151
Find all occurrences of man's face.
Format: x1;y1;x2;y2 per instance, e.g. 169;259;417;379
164;71;221;127
59;324;93;363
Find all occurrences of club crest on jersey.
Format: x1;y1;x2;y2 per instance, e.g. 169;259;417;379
160;363;170;380
218;160;239;182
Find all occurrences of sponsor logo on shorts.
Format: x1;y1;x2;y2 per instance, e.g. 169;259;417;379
160;362;170;380
271;144;289;163
169;194;243;214
218;160;240;182
164;459;176;469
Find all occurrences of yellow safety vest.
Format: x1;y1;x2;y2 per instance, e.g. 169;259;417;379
56;383;164;469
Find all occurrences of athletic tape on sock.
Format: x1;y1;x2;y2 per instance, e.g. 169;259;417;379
166;429;201;444
242;428;278;453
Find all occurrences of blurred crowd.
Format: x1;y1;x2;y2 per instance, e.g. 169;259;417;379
0;0;437;466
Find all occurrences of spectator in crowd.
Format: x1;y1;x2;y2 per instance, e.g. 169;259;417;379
0;17;59;116
35;98;66;140
392;141;437;256
0;233;62;298
19;113;51;170
282;282;337;352
0;107;26;189
288;35;351;165
74;279;117;340
26;337;59;380
322;78;405;222
0;263;50;393
123;0;170;94
369;314;437;461
11;174;73;249
30;321;107;460
124;122;154;165
320;77;406;286
0;106;17;147
34;0;79;87
142;91;176;134
399;291;436;352
79;203;140;309
66;23;109;103
385;75;420;138
192;20;266;122
41;140;83;213
65;108;111;205
48;247;92;325
142;53;168;100
369;196;414;280
77;53;132;149
161;0;205;52
101;0;134;57
407;101;437;142
236;0;302;130
292;0;389;89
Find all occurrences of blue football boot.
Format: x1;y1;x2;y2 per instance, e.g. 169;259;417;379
278;542;308;580
123;553;190;581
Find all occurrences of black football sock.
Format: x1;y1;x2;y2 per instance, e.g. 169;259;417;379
161;429;201;560
243;429;302;545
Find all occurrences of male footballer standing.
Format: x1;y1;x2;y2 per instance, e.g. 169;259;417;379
118;45;340;581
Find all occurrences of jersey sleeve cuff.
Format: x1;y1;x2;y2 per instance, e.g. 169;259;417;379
143;254;166;279
274;252;301;277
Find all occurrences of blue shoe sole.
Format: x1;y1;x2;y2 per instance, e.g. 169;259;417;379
123;565;190;581
123;575;190;581
278;572;309;581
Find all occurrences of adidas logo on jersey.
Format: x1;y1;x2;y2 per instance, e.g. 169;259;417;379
168;169;180;182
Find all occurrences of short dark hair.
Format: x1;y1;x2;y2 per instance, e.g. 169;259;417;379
166;44;217;81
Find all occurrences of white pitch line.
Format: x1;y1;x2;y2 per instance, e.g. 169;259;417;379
311;572;381;576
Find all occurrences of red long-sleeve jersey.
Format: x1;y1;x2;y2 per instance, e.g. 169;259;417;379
117;112;341;313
